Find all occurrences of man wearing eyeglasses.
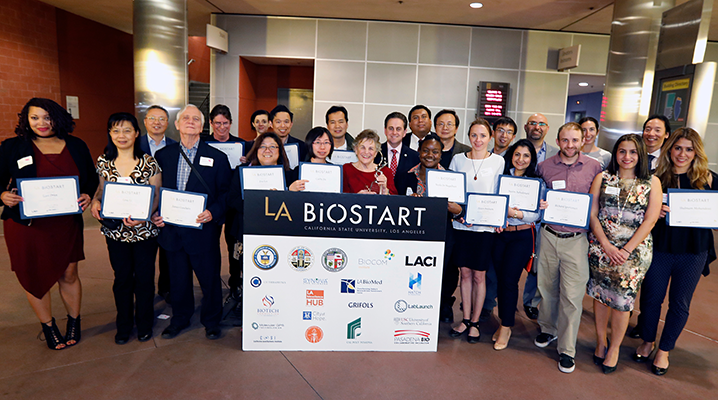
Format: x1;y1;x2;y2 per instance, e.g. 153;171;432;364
525;113;558;163
140;105;177;157
491;117;517;157
434;109;470;170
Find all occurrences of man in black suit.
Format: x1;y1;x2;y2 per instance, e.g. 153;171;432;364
402;105;432;151
152;104;232;340
377;111;420;183
139;105;176;303
269;105;307;164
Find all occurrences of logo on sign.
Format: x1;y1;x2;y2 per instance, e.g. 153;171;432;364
394;300;408;313
306;289;324;306
305;326;323;343
303;277;329;286
250;276;262;288
405;255;437;267
394;330;431;344
347;317;362;339
252;322;259;330
409;272;422;290
257;295;280;316
303;311;312;320
253;245;278;270
384;249;394;260
341;279;356;294
322;248;347;272
348;302;373;308
262;295;275;307
303;310;326;321
289;246;313;271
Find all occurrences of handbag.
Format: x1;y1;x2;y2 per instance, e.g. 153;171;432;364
525;223;536;272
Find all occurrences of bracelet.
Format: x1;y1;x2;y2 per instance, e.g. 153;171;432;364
620;247;631;254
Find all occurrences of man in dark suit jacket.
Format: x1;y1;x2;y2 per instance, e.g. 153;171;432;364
270;105;307;163
152;104;232;340
402;105;433;151
139;105;177;157
376;111;420;181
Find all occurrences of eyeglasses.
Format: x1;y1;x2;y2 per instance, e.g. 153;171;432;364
212;121;230;127
111;129;135;135
259;145;279;151
146;116;167;123
437;122;455;129
527;122;548;127
313;141;331;146
496;128;515;135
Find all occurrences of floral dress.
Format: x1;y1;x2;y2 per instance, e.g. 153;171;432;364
587;171;653;311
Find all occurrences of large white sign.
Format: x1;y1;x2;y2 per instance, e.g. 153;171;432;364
242;191;447;352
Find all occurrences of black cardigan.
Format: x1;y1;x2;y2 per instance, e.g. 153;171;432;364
0;136;99;225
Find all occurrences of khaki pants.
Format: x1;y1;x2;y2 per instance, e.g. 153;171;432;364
536;227;589;358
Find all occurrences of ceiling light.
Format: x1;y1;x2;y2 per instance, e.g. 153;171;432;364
470;3;483;8
578;82;589;87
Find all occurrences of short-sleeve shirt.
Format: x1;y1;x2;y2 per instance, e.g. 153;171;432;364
97;153;162;242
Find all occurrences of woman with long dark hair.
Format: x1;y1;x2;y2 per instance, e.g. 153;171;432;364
633;128;717;376
90;113;162;344
0;98;98;349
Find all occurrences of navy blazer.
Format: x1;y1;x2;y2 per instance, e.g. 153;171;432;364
376;143;420;178
0;136;99;225
154;140;232;254
139;134;177;157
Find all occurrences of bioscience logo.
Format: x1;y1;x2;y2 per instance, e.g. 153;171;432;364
340;278;383;294
356;249;393;269
306;289;324;306
303;277;329;286
408;272;422;296
394;299;433;313
257;295;280;316
302;311;326;321
394;330;431;345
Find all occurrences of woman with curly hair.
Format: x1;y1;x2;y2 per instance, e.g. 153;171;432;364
0;98;98;350
633;128;717;376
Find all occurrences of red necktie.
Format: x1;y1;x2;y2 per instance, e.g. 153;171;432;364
390;149;398;175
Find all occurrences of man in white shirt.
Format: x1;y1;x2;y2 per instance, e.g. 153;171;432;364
379;111;419;178
642;114;671;171
402;105;432;151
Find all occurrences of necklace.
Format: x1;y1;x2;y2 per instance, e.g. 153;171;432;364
616;175;637;222
469;151;488;180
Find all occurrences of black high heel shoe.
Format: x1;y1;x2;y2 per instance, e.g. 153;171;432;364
65;315;81;347
467;321;480;344
602;363;618;374
40;318;66;350
449;319;470;338
652;363;669;376
632;344;654;363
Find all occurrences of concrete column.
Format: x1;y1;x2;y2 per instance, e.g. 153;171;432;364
133;0;188;140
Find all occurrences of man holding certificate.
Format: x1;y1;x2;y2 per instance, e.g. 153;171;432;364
152;104;232;340
534;122;601;373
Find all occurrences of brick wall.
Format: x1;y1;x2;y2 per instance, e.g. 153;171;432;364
0;0;62;142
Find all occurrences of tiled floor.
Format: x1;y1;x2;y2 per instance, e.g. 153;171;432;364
1;221;717;399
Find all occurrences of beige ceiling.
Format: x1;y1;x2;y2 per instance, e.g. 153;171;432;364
40;0;714;39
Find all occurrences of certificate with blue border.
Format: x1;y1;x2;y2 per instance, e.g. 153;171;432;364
426;169;467;204
159;188;208;229
239;165;286;199
465;193;509;228
17;176;81;219
299;162;342;193
541;190;592;229
284;143;300;169
100;181;155;221
666;188;718;229
498;174;542;212
329;150;358;165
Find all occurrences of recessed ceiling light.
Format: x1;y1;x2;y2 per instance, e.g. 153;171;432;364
578;82;589;87
470;2;483;8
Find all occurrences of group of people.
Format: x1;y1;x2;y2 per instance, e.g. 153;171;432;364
1;98;715;378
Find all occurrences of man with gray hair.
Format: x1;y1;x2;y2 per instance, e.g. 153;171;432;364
152;104;232;340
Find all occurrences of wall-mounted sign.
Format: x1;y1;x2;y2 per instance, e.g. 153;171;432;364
477;82;509;123
206;24;228;53
558;44;581;71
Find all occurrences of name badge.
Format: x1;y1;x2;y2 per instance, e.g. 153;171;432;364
199;157;214;167
605;186;620;195
17;156;33;169
116;177;132;183
553;180;566;190
662;193;668;204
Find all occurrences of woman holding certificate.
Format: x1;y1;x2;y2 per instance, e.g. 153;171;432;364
448;118;504;343
342;130;397;195
491;139;544;350
90;113;162;344
634;128;717;376
586;134;662;373
0;98;98;350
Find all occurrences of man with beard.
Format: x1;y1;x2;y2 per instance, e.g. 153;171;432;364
525;113;558;162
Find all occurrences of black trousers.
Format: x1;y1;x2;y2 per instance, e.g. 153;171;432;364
492;228;534;327
105;237;158;336
225;225;243;289
166;246;222;329
157;247;170;294
638;251;707;351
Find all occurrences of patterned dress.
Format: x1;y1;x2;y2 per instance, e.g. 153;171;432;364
587;171;653;311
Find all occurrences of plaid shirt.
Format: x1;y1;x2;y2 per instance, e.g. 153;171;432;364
177;140;199;191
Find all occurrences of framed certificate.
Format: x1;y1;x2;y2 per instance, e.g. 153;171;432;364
17;176;81;219
284;143;300;170
159;188;207;229
329;150;358;165
465;193;509;228
542;190;592;229
498;175;542;212
239;165;286;199
208;142;244;169
426;169;467;204
299;162;342;193
100;181;155;221
666;189;718;229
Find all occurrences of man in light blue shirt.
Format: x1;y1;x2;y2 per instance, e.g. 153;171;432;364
140;105;176;157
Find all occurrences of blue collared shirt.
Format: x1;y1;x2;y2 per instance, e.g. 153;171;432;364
148;135;167;157
536;141;548;163
177;140;199;191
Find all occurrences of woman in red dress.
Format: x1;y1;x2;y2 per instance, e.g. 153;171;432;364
342;129;397;195
0;98;98;350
